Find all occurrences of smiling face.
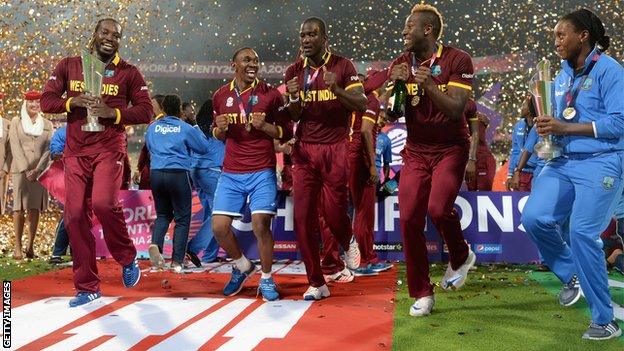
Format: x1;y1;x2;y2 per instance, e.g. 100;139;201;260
402;13;431;52
233;48;259;86
26;99;41;117
554;19;587;62
93;20;121;61
299;21;326;59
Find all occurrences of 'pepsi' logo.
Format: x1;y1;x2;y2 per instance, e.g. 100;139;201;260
474;244;503;254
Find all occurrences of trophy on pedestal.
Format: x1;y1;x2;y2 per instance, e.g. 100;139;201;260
81;50;106;132
531;59;562;160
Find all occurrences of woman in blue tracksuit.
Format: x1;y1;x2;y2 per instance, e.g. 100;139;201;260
521;9;624;340
145;94;209;272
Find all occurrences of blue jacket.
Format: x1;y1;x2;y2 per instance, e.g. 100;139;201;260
375;132;392;171
50;126;66;155
508;119;534;175
146;116;209;171
522;126;545;168
553;46;624;154
191;125;225;170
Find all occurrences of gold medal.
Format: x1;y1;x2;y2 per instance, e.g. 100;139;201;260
411;95;420;106
562;107;576;120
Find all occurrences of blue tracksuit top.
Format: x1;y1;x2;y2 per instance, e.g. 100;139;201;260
191;125;225;170
553;46;624;154
146;116;209;171
508;119;534;175
49;126;66;155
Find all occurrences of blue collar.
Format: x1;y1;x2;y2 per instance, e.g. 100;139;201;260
562;45;601;77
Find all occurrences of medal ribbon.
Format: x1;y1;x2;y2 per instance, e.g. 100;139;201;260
233;82;256;125
303;51;330;101
411;48;438;96
565;52;600;110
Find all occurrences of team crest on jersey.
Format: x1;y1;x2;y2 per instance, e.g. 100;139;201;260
431;65;442;77
250;95;259;105
104;69;115;78
581;78;593;90
602;176;615;190
226;97;234;107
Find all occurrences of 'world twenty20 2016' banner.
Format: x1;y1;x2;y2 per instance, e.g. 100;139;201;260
95;190;538;264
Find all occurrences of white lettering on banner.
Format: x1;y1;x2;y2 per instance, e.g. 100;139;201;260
374;201;379;231
476;195;514;232
384;196;400;231
517;195;529;232
232;218;253;232
42;298;220;351
122;205;156;222
455;196;473;230
276;196;294;231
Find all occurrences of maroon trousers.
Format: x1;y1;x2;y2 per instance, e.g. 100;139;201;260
517;171;533;192
64;151;136;293
292;141;352;287
465;151;496;191
350;156;377;265
399;143;470;298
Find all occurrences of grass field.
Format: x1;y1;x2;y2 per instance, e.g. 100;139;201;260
392;264;624;351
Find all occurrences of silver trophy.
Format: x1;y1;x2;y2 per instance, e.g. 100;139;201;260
81;50;106;132
531;59;562;160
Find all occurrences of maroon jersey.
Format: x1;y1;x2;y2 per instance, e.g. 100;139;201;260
390;44;474;148
285;53;362;144
213;79;291;173
349;92;380;159
41;54;153;157
465;100;493;155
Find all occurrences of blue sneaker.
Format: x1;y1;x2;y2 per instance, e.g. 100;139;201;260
69;291;102;307
257;277;280;301
369;262;393;273
122;259;141;288
223;264;257;296
351;266;378;276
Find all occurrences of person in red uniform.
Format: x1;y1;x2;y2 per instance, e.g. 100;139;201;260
211;47;292;301
389;4;476;316
41;18;153;307
285;17;367;300
464;99;496;191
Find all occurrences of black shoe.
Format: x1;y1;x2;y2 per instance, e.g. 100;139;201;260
48;256;64;265
559;275;581;307
186;250;202;268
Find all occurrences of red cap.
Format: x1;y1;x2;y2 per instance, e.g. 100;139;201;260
24;91;41;101
363;68;389;94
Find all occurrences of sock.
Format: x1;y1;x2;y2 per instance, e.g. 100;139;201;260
261;271;272;279
233;255;251;272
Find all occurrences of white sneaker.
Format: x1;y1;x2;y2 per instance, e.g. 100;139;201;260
343;236;361;270
324;267;354;283
171;261;184;273
148;244;164;270
441;248;476;290
409;295;435;317
303;284;331;301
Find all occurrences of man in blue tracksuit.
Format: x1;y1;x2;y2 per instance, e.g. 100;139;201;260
48;126;70;264
507;95;536;191
145;94;209;272
521;9;623;340
186;99;225;265
375;126;392;184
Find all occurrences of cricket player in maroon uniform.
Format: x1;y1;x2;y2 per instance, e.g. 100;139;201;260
464;99;496;191
285;17;366;300
41;18;152;307
389;4;476;316
211;47;291;301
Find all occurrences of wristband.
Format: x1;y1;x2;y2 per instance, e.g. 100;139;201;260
289;95;300;103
